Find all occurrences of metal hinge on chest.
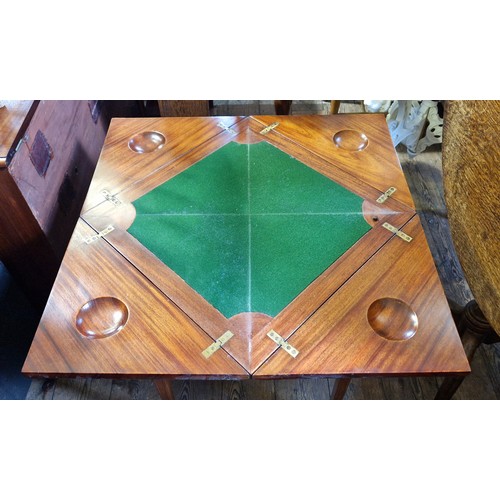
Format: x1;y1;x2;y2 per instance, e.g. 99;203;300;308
202;330;234;359
382;222;413;242
259;122;280;135
84;225;115;244
376;187;397;203
267;330;299;358
101;189;121;206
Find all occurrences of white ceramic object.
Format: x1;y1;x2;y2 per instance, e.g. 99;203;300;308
363;100;392;113
380;100;443;156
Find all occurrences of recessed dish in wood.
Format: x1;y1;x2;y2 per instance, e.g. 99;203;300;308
76;297;129;339
333;129;368;151
128;131;166;153
367;297;418;341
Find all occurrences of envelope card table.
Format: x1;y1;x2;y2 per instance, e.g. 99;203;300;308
22;115;470;398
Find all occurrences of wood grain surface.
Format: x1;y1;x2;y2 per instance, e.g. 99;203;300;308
158;100;211;117
252;114;416;209
23;114;468;382
81;116;243;213
0;168;58;307
273;100;340;115
84;119;248;211
25;102;493;400
400;150;473;311
82;118;415;373
0;100;35;159
22;220;248;378
0;100;108;306
247;118;413;215
254;216;470;377
7;100;109;259
442;100;500;333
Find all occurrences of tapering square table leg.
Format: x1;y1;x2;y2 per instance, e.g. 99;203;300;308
330;378;351;400
155;379;175;400
435;300;495;399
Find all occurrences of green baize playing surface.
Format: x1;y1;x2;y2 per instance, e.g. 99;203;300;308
128;141;370;318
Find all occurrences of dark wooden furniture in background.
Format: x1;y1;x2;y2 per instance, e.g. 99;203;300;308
0;100;110;307
22;115;470;398
436;100;500;398
274;100;341;115
0;101;54;303
158;100;211;117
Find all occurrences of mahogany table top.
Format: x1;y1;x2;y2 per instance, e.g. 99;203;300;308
22;115;470;379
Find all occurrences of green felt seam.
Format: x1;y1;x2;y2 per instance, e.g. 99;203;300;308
128;141;371;318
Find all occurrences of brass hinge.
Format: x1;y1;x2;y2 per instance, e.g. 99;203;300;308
267;330;299;358
382;222;413;242
84;225;115;244
259;122;280;135
217;122;237;135
15;136;26;153
376;187;397;203
101;189;121;206
202;330;234;359
5;135;27;165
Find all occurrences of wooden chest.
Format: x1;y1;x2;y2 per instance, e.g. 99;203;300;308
0;100;109;305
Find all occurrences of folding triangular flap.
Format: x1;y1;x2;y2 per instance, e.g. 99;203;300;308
252;114;415;210
22;220;248;378
254;216;470;377
82;116;244;213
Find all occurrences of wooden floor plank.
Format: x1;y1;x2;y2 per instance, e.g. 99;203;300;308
452;345;498;400
173;380;224;400
221;379;276;400
344;376;433;400
275;378;330;400
25;378;56;400
480;343;500;399
52;378;87;400
82;378;114;400
46;377;114;400
401;151;474;309
346;378;388;400
110;379;160;400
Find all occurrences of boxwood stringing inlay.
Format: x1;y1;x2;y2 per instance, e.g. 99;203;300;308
127;141;371;319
